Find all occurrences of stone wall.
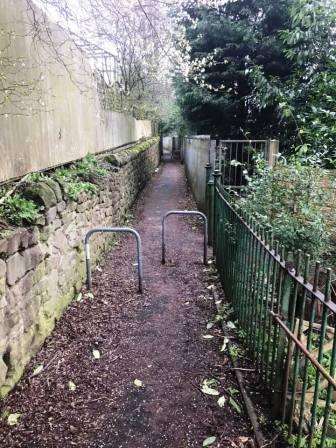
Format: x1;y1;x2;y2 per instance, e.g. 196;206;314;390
0;141;160;397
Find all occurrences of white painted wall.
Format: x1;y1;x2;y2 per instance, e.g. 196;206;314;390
184;136;211;212
0;0;152;183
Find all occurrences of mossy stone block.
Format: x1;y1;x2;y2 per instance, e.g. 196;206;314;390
24;182;57;209
43;179;63;202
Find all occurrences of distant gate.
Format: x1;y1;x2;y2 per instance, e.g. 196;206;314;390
215;139;279;193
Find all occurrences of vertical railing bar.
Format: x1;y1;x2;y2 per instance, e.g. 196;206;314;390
261;231;273;380
297;261;319;444
308;269;332;448
229;143;232;186
241;210;251;329
270;244;285;387
288;250;303;436
320;321;336;447
266;239;278;387
252;225;264;362
244;216;255;346
288;252;309;442
240;143;244;190
256;228;268;372
235;142;238;187
238;209;247;322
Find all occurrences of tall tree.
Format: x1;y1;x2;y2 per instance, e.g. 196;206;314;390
250;0;336;164
173;0;292;137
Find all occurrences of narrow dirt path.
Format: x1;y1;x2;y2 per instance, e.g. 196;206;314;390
0;161;253;447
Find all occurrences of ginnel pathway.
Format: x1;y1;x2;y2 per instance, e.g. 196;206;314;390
0;161;254;447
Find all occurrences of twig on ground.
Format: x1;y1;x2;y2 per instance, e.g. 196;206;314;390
213;288;266;448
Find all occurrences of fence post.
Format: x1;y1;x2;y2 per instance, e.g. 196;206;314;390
213;168;221;257
205;163;213;246
268;140;279;167
180;137;185;164
159;133;163;159
207;179;214;246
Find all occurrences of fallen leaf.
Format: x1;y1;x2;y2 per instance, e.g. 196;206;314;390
68;381;76;392
229;397;241;413
203;436;217;446
134;379;143;387
202;334;214;340
76;293;82;302
201;383;220;396
207;322;214;330
86;292;94;299
92;350;100;359
227;321;236;329
217;395;226;408
238;436;249;443
32;364;44;377
220;337;229;352
7;413;21;426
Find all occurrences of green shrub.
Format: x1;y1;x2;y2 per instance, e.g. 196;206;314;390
73;154;108;180
53;167;73;179
0;194;41;226
52;154;105;200
26;172;46;183
63;181;97;201
239;161;330;260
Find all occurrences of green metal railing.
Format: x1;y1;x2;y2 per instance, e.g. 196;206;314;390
206;168;336;448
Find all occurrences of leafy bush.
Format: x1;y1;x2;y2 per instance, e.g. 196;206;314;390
73;154;108;180
27;172;47;183
239;161;330;260
0;194;41;226
63;182;97;201
52;154;106;200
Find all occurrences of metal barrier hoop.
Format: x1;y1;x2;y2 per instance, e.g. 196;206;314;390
162;210;208;265
84;227;143;293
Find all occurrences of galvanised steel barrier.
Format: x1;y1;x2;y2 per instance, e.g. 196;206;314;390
207;169;336;448
85;227;143;293
161;210;208;265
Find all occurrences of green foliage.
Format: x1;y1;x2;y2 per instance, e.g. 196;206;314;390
229;343;243;362
73;154;108;180
248;0;336;165
174;0;291;137
52;153;107;200
175;0;336;166
0;194;41;226
27;172;47;183
159;102;186;135
239;161;330;259
54;154;108;182
63;181;97;201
